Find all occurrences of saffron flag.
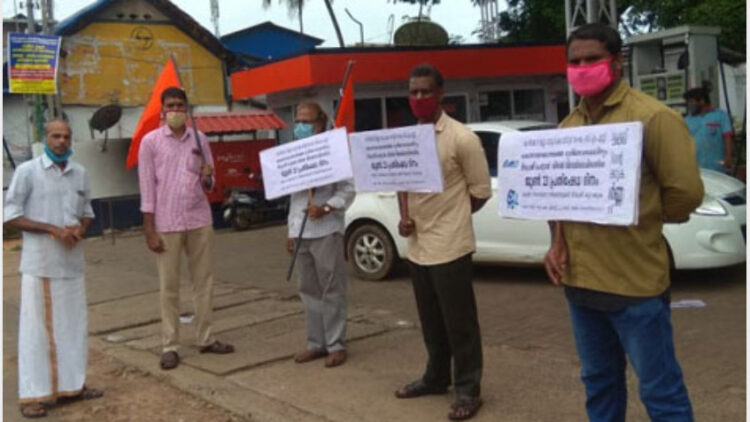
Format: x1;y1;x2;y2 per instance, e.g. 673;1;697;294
126;58;181;169
334;71;354;133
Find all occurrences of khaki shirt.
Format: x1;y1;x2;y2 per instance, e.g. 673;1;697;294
406;112;492;265
560;80;704;296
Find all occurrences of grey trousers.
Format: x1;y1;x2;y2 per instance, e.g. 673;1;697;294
296;233;348;352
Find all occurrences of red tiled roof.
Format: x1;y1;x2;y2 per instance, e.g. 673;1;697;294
192;110;286;135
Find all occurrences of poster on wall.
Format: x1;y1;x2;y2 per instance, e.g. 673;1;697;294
497;122;643;226
7;33;62;94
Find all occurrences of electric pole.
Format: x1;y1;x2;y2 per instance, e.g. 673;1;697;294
25;0;45;144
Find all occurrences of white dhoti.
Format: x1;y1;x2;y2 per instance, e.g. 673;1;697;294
18;274;88;403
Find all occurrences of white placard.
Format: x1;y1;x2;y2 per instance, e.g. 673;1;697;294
497;122;643;225
348;124;443;193
260;128;353;200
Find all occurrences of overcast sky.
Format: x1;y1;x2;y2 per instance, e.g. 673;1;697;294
3;0;510;46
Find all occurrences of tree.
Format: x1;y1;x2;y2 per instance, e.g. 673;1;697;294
262;0;345;47
621;0;745;53
495;0;565;43
483;0;745;53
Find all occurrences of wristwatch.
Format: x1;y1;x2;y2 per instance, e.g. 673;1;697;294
323;204;332;214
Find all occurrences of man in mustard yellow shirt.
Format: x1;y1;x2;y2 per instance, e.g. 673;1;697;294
545;23;703;422
394;63;491;421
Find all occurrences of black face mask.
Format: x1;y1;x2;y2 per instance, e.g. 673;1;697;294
687;104;702;116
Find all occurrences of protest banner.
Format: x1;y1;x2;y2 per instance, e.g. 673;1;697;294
7;33;61;94
260;127;352;200
348;124;443;193
497;122;643;225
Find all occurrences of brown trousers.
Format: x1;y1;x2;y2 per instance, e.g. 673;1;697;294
156;225;215;352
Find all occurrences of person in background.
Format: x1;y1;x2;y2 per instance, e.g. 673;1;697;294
684;87;734;173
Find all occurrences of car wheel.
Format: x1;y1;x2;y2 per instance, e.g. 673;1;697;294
347;223;395;281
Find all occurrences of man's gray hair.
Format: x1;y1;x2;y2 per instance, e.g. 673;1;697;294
44;118;72;135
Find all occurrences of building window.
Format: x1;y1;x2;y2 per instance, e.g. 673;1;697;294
479;91;512;121
385;97;417;128
513;89;546;121
354;98;383;131
442;95;468;122
480;89;545;121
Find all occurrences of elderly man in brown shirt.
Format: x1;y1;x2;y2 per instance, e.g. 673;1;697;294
546;23;703;422
394;63;491;421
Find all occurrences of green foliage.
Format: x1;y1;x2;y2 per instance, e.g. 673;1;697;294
621;0;745;52
487;0;745;52
496;0;565;43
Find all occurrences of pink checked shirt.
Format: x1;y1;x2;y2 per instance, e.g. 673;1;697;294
138;124;214;233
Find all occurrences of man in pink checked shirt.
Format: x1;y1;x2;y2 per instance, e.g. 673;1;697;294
138;86;234;371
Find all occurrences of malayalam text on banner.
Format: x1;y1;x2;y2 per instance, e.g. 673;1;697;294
348;124;443;193
260;128;353;200
497;122;643;225
8;33;61;94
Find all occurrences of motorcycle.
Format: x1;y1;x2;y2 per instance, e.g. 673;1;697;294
221;172;289;230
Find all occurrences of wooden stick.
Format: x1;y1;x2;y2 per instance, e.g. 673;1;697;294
397;191;409;220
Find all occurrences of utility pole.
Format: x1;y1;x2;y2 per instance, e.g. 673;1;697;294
25;0;45;145
210;0;220;37
40;0;61;118
564;0;618;109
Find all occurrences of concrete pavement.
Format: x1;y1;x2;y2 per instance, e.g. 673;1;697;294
3;224;746;421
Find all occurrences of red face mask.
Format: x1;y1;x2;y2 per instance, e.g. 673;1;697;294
409;95;440;120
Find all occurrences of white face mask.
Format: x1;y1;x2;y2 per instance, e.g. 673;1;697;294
165;111;187;129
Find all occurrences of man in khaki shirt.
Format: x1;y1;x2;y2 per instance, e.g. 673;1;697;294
546;23;703;421
394;63;491;421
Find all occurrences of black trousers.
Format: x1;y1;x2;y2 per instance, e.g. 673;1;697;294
408;254;482;398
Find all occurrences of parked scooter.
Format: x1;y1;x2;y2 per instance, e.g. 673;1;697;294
221;172;288;230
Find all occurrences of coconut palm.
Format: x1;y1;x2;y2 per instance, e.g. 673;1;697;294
262;0;346;47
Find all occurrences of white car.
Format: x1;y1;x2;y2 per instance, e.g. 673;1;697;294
344;121;747;280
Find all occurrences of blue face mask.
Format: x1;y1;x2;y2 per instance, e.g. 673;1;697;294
44;143;72;163
293;122;315;140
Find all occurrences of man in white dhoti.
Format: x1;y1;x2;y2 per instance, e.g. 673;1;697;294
4;119;103;418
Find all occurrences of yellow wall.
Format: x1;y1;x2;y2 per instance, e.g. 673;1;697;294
59;22;225;106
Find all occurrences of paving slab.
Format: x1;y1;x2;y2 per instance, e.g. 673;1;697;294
227;328;589;422
88;285;270;335
124;311;389;375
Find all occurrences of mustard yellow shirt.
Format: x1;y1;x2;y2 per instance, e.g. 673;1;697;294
559;80;704;296
406;112;492;265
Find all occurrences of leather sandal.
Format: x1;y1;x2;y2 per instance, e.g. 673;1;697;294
448;396;483;420
160;351;179;370
324;350;347;368
394;380;448;399
58;386;104;403
20;402;47;419
199;341;235;354
294;349;328;363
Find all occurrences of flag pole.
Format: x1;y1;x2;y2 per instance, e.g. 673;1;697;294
332;60;355;123
169;54;206;165
286;60;355;282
